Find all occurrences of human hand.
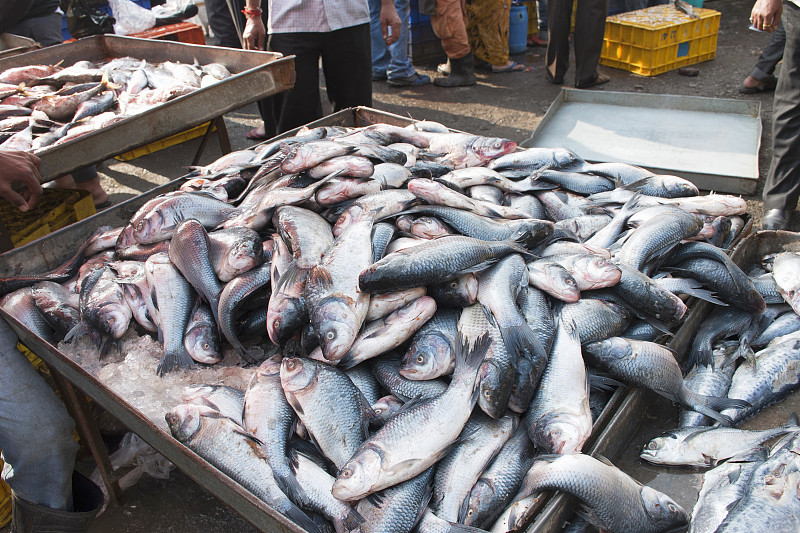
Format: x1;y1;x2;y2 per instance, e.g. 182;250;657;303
751;0;782;31
0;151;42;212
243;16;266;50
380;0;401;46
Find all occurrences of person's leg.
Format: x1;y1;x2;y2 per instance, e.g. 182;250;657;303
386;0;418;80
430;0;472;59
268;32;324;134
70;166;109;207
5;12;63;47
545;0;573;83
369;0;392;79
573;0;609;87
0;320;78;511
762;2;800;228
205;0;243;48
321;24;373;110
747;19;786;85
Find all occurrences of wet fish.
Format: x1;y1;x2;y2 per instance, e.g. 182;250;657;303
1;287;58;344
772;252;800;314
487;147;582;177
370;354;449;401
207;227;264;283
76;266;131;347
168;219;223;326
165;404;320;533
526;261;580;303
399;308;459;380
427;273;479;307
332;333;489;501
133;192;238;245
354;467;434;533
29;281;80;337
183;302;221;364
365;287;427;322
267;234;308;346
181;384;244;425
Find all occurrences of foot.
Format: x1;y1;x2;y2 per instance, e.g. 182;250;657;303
388;73;431;87
245;126;268;140
527;35;548;46
739;75;777;94
576;72;611;89
762;208;790;231
372;71;388;81
73;176;109;207
545;70;564;85
492;60;526;73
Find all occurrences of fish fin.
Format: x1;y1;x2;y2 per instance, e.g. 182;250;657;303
156;346;195;377
432;178;467;196
575;505;611;532
308;265;333;289
683;390;749;426
460;258;501;274
525;175;560;191
366;492;386;507
272;470;312;510
386;458;427;478
591;454;616;468
336;352;359;370
453;331;491;393
499;323;548;369
283;503;322;533
63;321;88;344
343;508;365;531
275;260;307;293
678;285;728;306
588;372;624;391
787;412;800;428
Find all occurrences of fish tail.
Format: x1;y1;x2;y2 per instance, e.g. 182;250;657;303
281;499;322;533
500;323;548;368
683;389;749;426
272;468;312;510
157;346;194;377
453;331;491;394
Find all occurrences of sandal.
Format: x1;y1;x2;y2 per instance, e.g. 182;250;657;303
576;72;610;89
492;61;526;73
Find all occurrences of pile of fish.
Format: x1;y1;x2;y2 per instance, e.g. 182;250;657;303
0;119;769;532
635;246;800;532
0;57;231;151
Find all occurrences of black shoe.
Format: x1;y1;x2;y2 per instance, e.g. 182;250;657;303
545;69;564;85
372;71;387;81
762;208;790;231
576;72;611;89
387;73;431;87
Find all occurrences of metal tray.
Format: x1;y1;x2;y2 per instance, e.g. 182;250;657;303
520;89;762;195
0;33;40;60
0;35;295;182
0;106;741;533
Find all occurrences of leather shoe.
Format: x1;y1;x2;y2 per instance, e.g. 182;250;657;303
387;73;431;87
762;208;790;231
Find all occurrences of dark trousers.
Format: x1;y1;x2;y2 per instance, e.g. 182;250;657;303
763;2;800;211
205;0;245;48
545;0;608;86
266;24;372;136
751;19;786;81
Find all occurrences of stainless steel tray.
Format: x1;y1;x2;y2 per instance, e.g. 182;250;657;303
0;33;40;60
0;35;295;182
0;106;739;533
520;89;762;195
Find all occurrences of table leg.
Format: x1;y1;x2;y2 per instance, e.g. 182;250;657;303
50;372;123;505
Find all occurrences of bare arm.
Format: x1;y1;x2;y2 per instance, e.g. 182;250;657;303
751;0;782;32
242;0;266;50
0;151;42;212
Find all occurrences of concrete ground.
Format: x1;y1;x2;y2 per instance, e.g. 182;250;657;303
1;0;791;529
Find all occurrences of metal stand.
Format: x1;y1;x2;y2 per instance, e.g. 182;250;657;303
50;372;123;505
191;116;232;166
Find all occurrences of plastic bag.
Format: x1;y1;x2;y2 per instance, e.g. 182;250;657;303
66;0;116;39
109;0;156;35
89;432;174;514
151;0;200;27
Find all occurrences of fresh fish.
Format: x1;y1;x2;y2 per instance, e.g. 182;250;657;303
365;287;427;322
427;273;479;307
370;355;449;401
531;169;615;195
72;90;115;122
181;384;244;425
359;230;533;294
267;235;308;346
281;141;357;173
371;395;405;426
753;311;800;349
469;184;505;204
396;215;452;239
183;302;221;364
207;227;264;283
0;287;58;344
618;210;704;271
306;210;374;361
354;467;434;533
722;333;800;425
29;281;80;337
399;308;459;380
505;193;548;220
526;261;580;303
772;252;800;313
487;147;582;177
417;132;516;168
168;220;223;326
524;317;591;454
144;252;196;375
670;257;766;314
345;365;385;406
331;333;489;501
680;341;739;427
609;264;687;323
437;167;542;194
431;413;516;522
560;299;629;344
76;266;131;346
371;222;397;263
165;404;320;533
641;414;800;467
688;307;754;369
460;426;537;529
0;64;61;84
517;454;688;533
280;357;373;469
517;285;555;354
133;192;237;244
338;296;437;369
244;357;309;508
408;178;530;220
584;337;749;426
555;214;614;240
274;206;334;283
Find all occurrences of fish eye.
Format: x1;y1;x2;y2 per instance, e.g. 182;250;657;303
648;441;658;449
340;468;352;478
450;281;458;289
273;318;281;328
416;355;425;364
285;359;297;371
203;343;210;350
108;317;116;323
668;504;677;512
467;509;474;517
483;390;491;398
374;408;382;415
326;331;336;340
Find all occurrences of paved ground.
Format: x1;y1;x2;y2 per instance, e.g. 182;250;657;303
1;0;789;530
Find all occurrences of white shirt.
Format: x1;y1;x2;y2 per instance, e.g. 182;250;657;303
267;0;370;33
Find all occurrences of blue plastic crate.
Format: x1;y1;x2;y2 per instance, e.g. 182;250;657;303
410;0;431;25
62;0;151;40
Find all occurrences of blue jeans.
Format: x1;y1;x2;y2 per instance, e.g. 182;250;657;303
0;319;78;510
369;0;417;80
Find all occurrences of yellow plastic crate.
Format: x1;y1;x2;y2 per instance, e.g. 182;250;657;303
115;121;215;162
0;189;95;249
600;5;720;76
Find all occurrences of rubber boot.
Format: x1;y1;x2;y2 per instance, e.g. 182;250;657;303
11;471;103;533
434;53;476;87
